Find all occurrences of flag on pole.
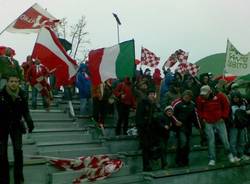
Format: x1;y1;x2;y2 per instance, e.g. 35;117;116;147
175;49;188;64
141;47;160;67
163;53;177;69
225;39;250;76
5;3;59;34
177;62;199;77
88;40;135;86
32;27;78;87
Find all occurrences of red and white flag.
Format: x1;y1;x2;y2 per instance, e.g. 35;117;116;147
49;155;123;183
175;49;188;64
5;3;59;34
177;62;199;77
32;27;78;87
163;53;177;69
141;47;160;67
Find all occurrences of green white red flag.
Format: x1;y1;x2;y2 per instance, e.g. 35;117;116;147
88;40;135;86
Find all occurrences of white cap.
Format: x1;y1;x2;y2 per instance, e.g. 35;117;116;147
200;85;211;95
164;105;173;112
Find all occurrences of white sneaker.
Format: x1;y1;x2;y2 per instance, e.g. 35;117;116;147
234;156;241;162
228;153;235;163
241;155;250;161
208;160;215;166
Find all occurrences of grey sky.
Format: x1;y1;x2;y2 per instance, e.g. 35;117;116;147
1;0;250;66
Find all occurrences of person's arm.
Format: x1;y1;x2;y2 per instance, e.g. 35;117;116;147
21;91;34;133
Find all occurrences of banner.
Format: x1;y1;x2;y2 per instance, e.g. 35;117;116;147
225;40;250;76
4;3;59;34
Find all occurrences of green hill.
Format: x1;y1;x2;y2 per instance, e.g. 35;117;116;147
195;53;226;77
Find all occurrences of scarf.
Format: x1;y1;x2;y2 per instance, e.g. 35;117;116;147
6;86;20;101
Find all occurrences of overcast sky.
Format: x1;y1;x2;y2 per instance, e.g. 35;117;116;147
1;0;250;66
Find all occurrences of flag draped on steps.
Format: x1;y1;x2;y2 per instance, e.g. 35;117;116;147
88;40;135;86
140;47;160;67
49;155;123;184
225;39;250;76
4;3;59;34
32;27;78;88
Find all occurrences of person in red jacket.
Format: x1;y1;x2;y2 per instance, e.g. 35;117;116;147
27;59;51;110
113;77;136;135
196;85;235;166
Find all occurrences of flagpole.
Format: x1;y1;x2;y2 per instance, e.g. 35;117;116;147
0;3;37;36
223;39;230;79
117;23;120;44
112;13;121;44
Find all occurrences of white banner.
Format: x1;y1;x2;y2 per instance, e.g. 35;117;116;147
225;40;250;76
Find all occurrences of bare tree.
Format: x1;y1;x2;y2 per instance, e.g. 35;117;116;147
55;16;89;63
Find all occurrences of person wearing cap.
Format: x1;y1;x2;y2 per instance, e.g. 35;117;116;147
172;90;201;167
135;87;161;171
196;85;235;166
157;105;178;169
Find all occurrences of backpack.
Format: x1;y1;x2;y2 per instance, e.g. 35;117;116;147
234;109;249;129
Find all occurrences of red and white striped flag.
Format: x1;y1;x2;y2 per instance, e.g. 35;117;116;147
177;62;199;77
32;27;78;87
5;3;59;34
141;47;160;67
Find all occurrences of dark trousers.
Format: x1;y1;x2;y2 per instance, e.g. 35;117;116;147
0;127;24;184
159;134;169;168
176;130;190;166
92;98;107;125
116;103;130;135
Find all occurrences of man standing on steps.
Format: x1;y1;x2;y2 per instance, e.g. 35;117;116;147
196;85;235;166
0;73;34;184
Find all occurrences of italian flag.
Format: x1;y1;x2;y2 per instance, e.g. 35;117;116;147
88;40;135;86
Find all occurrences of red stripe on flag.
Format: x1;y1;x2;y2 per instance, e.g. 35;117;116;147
88;48;105;86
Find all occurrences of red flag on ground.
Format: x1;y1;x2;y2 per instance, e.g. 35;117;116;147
141;47;160;67
5;3;59;34
32;27;78;87
49;155;123;183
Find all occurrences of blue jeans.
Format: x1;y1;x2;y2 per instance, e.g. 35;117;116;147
80;98;92;115
229;127;248;157
204;120;231;161
31;87;47;109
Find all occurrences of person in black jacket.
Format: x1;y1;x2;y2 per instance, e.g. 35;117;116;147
158;105;180;169
135;88;161;171
172;90;200;167
0;73;34;184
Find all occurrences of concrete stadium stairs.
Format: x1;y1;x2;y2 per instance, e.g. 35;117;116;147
7;93;250;184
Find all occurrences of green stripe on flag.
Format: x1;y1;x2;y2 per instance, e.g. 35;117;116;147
115;40;135;79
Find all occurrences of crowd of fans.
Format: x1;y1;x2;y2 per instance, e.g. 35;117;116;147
1;49;250;172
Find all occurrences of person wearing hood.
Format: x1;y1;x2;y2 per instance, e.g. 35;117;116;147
76;63;92;117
